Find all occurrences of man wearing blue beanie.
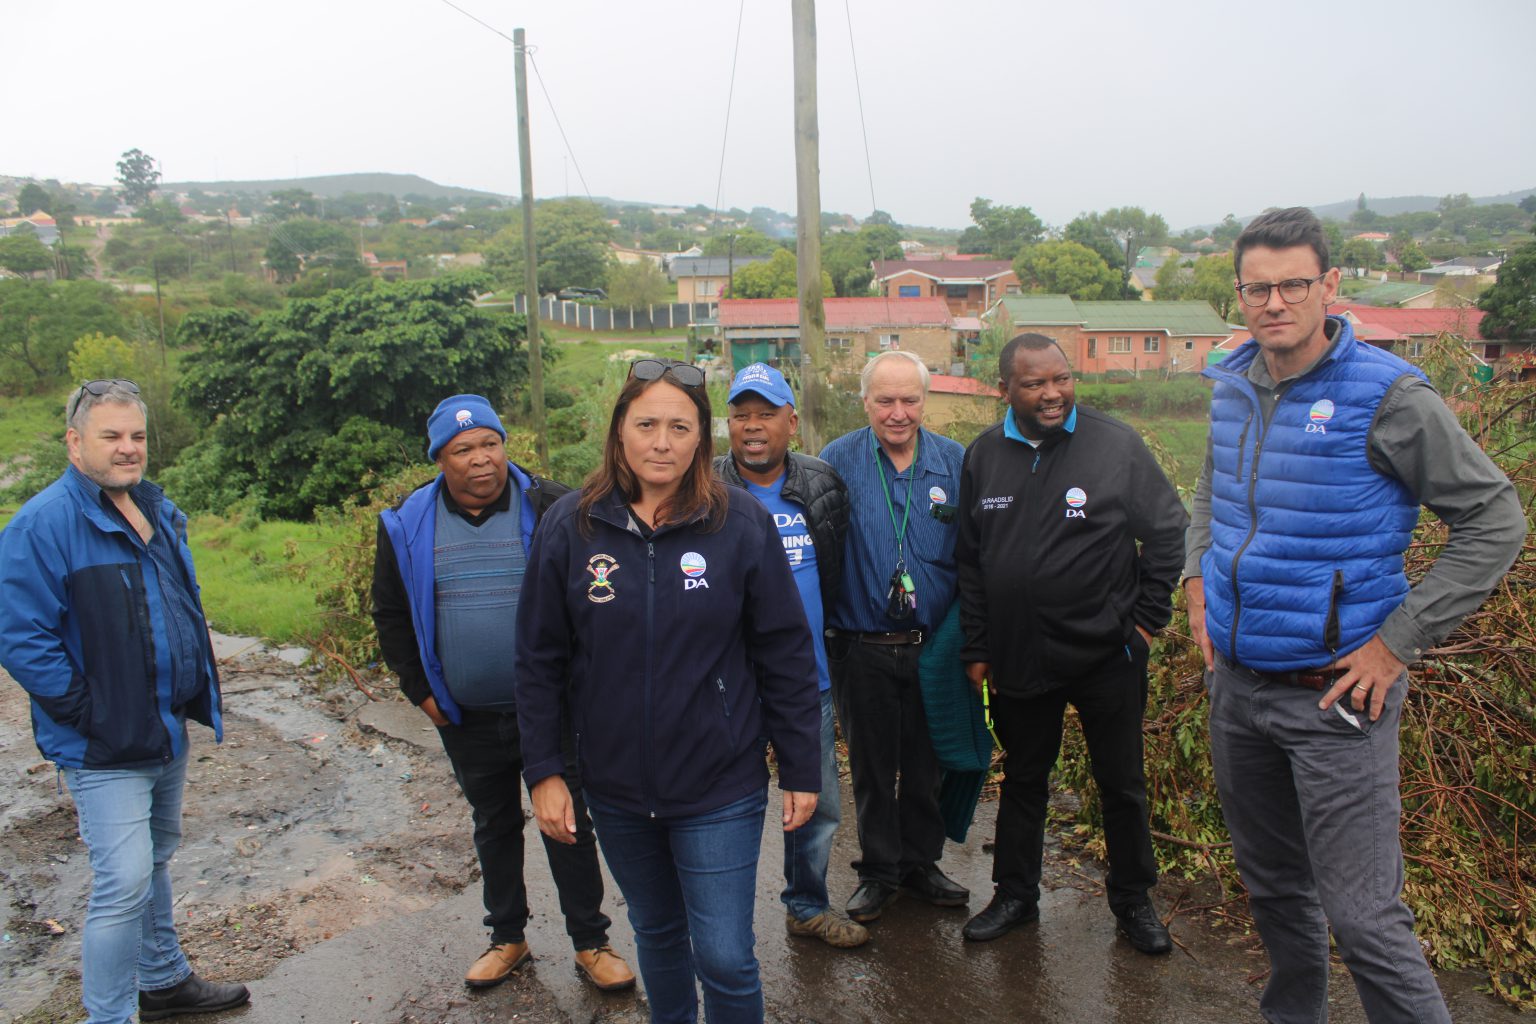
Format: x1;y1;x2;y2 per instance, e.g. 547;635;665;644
371;394;635;993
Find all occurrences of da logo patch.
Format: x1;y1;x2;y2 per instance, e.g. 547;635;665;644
680;551;710;590
1306;398;1335;434
585;553;620;603
1064;487;1087;519
928;486;948;505
455;408;474;425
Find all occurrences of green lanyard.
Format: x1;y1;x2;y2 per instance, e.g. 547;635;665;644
872;430;917;563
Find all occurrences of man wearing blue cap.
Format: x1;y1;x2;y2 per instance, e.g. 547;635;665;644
713;364;866;949
370;395;634;992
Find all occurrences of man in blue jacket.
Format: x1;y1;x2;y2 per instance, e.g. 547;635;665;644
371;395;633;993
0;380;249;1023
1185;208;1526;1023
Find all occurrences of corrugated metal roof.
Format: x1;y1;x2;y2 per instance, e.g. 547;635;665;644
1346;282;1434;306
1075;300;1230;335
999;295;1083;324
1335;304;1485;341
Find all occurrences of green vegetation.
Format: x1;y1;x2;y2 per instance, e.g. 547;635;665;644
0;393;62;462
186;511;348;642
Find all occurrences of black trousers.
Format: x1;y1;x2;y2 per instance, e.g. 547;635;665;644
828;635;945;885
436;708;611;949
990;637;1157;913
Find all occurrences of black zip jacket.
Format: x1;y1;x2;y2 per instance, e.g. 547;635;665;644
956;405;1187;697
712;451;849;614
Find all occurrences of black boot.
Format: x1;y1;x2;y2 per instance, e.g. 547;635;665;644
139;972;252;1020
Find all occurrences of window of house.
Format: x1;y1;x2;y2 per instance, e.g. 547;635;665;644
945;284;970;299
1485;344;1502;359
1108;336;1131;354
697;279;718;297
1404;340;1425;358
1088;338;1098;359
826;336;851;350
880;334;901;350
1144;336;1161;353
1005;284;1021;294
1184;340;1195;350
898;285;921;298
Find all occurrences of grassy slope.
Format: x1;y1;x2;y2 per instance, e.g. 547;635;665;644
0;394;64;462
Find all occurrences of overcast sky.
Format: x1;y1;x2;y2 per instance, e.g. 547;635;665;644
7;0;1534;230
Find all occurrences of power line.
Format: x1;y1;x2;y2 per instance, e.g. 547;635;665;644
712;0;749;224
843;0;879;217
433;0;594;202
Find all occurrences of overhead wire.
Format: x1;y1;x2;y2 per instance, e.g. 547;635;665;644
711;0;749;228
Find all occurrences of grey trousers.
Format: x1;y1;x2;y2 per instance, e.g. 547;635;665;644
1207;654;1450;1024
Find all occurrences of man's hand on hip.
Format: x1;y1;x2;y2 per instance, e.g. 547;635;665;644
1183;577;1214;670
1318;635;1405;723
419;696;450;727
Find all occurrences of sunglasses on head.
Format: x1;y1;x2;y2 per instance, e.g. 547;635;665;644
630;358;705;389
69;379;140;421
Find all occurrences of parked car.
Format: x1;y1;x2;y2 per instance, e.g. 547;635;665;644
556;287;607;301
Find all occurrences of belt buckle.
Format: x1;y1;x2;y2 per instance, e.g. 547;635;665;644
913;630;924;645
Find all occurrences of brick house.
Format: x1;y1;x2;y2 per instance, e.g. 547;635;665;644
872;259;1020;317
670;255;771;304
717;297;954;375
990;295;1231;375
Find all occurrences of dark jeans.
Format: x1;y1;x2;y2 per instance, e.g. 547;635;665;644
827;635;945;885
990;637;1157;913
436;708;610;950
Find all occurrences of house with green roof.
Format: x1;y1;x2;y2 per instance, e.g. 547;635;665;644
988;295;1232;375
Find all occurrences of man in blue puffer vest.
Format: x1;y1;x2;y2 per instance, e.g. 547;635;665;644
371;395;633;993
0;380;249;1024
1184;208;1526;1023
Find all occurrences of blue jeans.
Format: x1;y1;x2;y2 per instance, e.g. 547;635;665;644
1208;654;1450;1024
588;787;767;1024
64;752;192;1024
782;689;838;920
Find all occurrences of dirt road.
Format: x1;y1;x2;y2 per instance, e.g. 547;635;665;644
0;638;1511;1023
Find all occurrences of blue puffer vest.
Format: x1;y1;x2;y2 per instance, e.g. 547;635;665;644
1200;317;1425;671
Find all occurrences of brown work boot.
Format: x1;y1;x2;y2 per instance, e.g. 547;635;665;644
574;945;637;991
465;941;531;988
786;909;870;948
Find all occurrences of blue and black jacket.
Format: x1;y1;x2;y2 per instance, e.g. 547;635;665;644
373;461;565;726
0;467;223;769
515;486;822;818
1201;316;1426;671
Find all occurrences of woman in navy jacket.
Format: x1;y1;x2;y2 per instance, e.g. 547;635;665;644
516;359;820;1023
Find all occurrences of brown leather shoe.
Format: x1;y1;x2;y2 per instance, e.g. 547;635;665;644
465;941;531;988
574;945;636;991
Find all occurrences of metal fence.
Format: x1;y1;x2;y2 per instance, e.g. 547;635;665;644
494;294;716;332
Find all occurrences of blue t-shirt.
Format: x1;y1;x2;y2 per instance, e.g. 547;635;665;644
744;477;831;692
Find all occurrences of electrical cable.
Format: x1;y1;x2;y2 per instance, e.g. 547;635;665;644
711;0;748;227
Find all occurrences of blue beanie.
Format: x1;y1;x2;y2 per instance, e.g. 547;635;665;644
426;394;506;460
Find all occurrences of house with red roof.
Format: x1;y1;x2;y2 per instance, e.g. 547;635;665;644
872;259;1019;317
925;374;1002;431
717;297;954;374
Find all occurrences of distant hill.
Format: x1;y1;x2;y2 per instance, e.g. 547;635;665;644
1308;188;1535;221
158;172;513;203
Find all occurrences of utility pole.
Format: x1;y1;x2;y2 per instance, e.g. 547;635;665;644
515;27;548;469
792;0;827;452
225;209;237;272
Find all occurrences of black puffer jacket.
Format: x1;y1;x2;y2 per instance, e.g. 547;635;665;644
713;451;849;613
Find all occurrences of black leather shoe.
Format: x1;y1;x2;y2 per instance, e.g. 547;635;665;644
139;972;251;1020
845;879;900;922
962;891;1039;941
1115;901;1173;955
901;864;969;906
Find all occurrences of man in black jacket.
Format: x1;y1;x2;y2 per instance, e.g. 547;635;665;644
955;335;1186;953
713;363;866;949
371;394;633;992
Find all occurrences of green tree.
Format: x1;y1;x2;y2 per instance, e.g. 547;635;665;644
0;235;56;275
606;259;671;308
1388;234;1431;272
1013;241;1123;300
1520;194;1536;216
702;229;781;258
17;183;52;216
266;188;319;221
116;148;161;207
1438;193;1473;213
0;279;126;388
1188;253;1240;321
483;198;613;295
1338;238;1379;271
172;274;536;517
957;198;1045;260
263;218;358;283
1063;213;1125;268
1153;258;1191;300
1477;243;1536;339
1069;207;1170;285
137;199;187;229
728;248;833;299
1212;213;1243;246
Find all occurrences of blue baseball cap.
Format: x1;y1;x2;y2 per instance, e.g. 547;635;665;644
727;363;795;407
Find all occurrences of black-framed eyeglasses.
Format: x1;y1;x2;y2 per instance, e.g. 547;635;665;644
68;379;140;421
1235;273;1327;307
630;358;705;389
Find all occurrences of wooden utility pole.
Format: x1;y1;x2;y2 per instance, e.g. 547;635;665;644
791;0;827;453
514;27;548;469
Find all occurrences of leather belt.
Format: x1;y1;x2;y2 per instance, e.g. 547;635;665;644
1267;667;1347;691
844;630;924;646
